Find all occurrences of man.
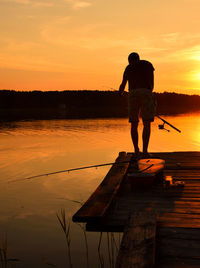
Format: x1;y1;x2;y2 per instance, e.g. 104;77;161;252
119;52;155;158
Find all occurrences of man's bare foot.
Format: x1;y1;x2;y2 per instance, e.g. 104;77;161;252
135;150;142;159
142;152;152;159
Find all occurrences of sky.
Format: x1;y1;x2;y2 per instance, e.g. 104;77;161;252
0;0;200;94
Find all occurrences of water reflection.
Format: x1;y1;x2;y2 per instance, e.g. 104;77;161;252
0;113;199;267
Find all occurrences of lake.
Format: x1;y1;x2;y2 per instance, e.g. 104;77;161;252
0;113;200;267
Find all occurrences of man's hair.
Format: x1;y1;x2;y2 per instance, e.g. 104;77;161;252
128;52;140;64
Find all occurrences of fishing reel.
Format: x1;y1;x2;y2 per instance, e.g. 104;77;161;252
158;122;170;132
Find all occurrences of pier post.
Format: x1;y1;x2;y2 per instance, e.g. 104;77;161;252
115;211;156;268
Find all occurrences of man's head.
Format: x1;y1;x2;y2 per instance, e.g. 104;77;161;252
128;52;140;65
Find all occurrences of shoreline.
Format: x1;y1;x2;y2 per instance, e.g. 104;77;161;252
1;90;200;121
0;108;200;122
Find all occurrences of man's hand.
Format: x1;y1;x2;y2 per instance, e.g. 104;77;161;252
119;84;125;96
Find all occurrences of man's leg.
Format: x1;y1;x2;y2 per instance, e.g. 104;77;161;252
131;121;139;154
142;121;151;154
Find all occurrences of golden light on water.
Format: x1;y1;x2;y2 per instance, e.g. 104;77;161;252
0;115;200;266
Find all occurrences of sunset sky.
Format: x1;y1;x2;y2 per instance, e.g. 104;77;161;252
1;0;200;94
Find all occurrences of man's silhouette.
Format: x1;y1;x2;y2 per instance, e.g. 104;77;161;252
119;52;155;158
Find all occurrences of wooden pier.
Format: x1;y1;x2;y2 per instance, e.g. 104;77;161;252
72;151;200;267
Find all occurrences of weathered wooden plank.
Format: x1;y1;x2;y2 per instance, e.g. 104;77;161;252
164;172;200;177
165;170;200;174
157;227;200;240
115;212;156;268
113;206;200;216
176;184;200;188
157;238;200;258
163;208;200;214
158;220;200;228
86;211;200;232
158;212;200;220
156;257;200;268
114;199;200;212
165;187;200;191
163;193;200;198
126;200;200;207
166;166;200;170
72;152;132;222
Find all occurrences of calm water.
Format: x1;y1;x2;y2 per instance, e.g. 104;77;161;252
0;114;200;267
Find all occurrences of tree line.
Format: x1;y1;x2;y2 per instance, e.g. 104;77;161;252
0;90;199;120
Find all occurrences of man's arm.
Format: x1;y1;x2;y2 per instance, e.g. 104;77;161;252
119;69;128;95
148;70;154;91
147;64;154;91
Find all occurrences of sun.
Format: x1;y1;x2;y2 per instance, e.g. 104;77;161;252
188;70;200;82
196;72;200;80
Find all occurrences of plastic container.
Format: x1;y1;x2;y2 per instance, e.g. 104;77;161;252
138;158;165;174
128;158;165;189
127;172;156;189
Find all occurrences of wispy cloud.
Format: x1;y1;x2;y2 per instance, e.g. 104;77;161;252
40;15;200;71
0;37;66;72
172;45;200;62
4;0;54;7
161;32;180;44
155;32;200;63
72;1;91;9
64;0;92;9
5;0;31;4
33;2;54;7
0;51;68;72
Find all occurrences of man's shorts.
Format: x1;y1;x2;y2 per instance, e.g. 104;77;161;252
128;88;155;123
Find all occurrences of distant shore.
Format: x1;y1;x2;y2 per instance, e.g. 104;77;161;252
0;90;200;121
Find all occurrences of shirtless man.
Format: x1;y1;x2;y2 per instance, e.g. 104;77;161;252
119;52;155;158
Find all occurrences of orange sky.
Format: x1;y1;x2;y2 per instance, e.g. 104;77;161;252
0;0;200;94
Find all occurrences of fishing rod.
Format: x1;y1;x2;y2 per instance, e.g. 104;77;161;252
10;159;155;183
109;86;181;133
9;160;131;183
156;115;181;133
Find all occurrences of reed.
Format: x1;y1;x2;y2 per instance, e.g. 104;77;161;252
0;234;8;268
76;223;90;268
110;233;116;268
56;201;122;267
106;232;111;267
56;209;73;268
106;232;122;268
97;232;104;268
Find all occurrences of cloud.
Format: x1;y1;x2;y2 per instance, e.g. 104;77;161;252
6;0;92;9
160;32;180;44
0;37;68;72
155;32;200;63
4;0;54;7
40;18;169;54
33;2;54;7
72;1;92;9
173;45;200;62
40;15;200;69
5;0;31;4
0;51;67;72
64;0;92;9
